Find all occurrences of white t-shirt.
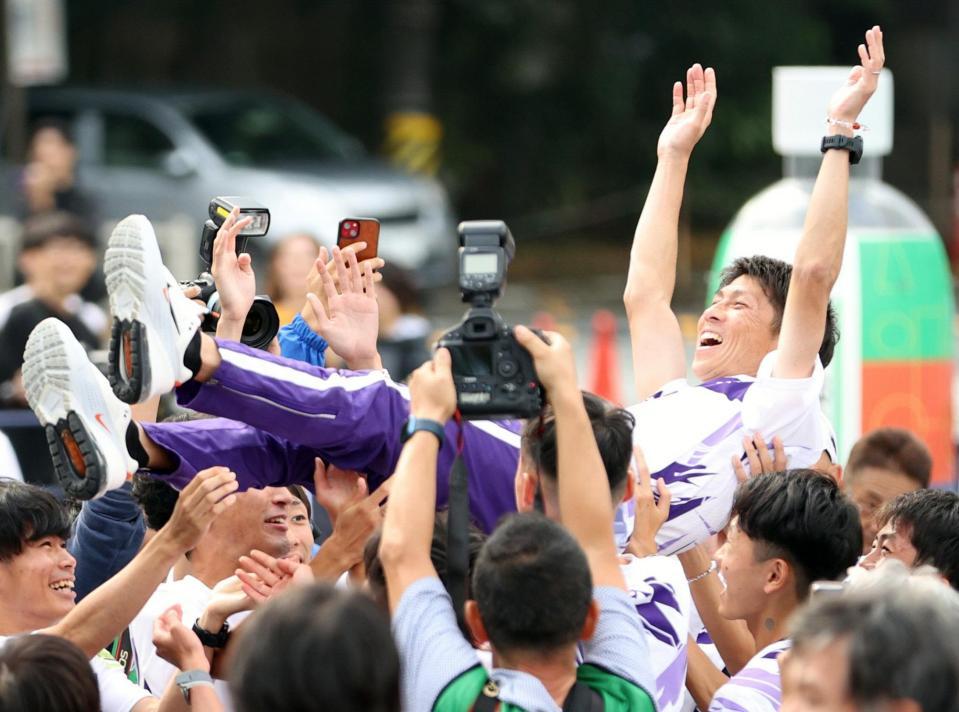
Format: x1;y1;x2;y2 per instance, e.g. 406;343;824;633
709;639;791;711
622;350;832;555
0;633;152;712
0;430;22;482
621;554;692;712
129;575;246;708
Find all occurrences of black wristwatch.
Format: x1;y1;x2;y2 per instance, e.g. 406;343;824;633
192;619;231;649
821;134;863;165
401;416;446;445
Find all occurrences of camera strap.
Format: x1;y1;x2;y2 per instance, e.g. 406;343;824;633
447;410;471;636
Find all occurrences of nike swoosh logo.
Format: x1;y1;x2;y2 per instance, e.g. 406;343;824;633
94;413;110;431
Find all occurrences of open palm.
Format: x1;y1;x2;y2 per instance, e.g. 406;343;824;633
657;63;717;158
828;26;884;122
307;245;379;367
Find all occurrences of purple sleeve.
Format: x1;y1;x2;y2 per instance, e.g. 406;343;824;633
149;341;521;531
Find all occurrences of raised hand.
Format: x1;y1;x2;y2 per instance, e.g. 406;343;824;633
152;604;209;672
312;459;368;525
162;466;238;553
236;549;314;603
513;326;577;398
305;245;380;368
408;348;457;422
828;25;884;123
627;446;671;558
210;207;256;330
301;242;384;332
657;63;717;159
731;433;786;484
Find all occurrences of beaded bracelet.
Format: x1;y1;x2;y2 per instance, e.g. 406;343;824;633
687;560;717;584
826;116;869;132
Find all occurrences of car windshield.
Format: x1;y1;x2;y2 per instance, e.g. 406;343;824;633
185;99;361;167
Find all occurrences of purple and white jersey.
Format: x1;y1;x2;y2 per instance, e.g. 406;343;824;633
623;349;832;555
621;554;692;712
708;639;790;712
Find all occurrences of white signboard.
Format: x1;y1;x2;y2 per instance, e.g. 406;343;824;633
6;0;67;86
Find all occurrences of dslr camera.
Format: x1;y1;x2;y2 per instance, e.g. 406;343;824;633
181;197;280;351
437;220;545;420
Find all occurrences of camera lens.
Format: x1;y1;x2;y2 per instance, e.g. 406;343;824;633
241;297;281;350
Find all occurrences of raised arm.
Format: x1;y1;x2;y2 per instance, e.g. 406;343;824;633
47;467;237;658
515;326;623;589
378;349;457;613
625;64;716;399
774;26;884;378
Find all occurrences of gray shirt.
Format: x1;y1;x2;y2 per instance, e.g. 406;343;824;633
392;576;658;712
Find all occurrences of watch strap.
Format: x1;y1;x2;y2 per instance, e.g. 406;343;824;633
192;619;230;649
402;417;446;445
175;669;214;703
820;134;863;164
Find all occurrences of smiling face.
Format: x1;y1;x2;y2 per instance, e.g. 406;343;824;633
859;520;918;572
285;495;315;564
0;535;76;633
715;518;774;622
846;468;922;553
693;275;781;381
205;486;303;564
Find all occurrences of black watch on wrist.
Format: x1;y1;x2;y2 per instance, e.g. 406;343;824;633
192;619;231;649
821;134;863;165
401;416;446;445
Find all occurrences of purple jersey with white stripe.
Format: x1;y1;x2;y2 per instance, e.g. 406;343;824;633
708;640;791;712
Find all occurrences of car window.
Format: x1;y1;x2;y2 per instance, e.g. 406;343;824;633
103;113;175;169
185;100;359;167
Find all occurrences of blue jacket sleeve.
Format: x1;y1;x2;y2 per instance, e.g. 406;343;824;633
278;314;327;367
68;482;146;601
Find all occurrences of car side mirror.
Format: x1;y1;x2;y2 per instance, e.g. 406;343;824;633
162;148;198;178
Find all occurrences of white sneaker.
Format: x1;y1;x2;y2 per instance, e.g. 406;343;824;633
105;215;205;403
22;318;137;499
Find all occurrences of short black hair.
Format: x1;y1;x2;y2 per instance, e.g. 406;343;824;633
719;255;840;368
364;510;487;617
846;428;932;489
0;479;71;561
130;474;179;531
732;470;861;598
20;212;96;252
0;634;99;712
231;583;399;712
522;391;634;501
473;513;592;653
879;489;959;590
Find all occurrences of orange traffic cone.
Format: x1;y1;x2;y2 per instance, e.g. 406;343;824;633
589;309;623;405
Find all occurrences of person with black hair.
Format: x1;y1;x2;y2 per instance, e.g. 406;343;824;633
620;25;883;556
514;391;690;712
0;471;238;710
380;330;657;711
18;118;97;223
229;582;400;712
0;634;100;712
844;427;932;552
0;212;103;405
861;489;959;590
685;470;862;711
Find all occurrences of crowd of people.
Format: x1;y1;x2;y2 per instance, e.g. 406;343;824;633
1;23;958;712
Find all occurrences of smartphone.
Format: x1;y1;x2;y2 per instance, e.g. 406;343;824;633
337;218;380;262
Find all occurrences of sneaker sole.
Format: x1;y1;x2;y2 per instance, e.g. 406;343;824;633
22;322;111;499
105;219;161;404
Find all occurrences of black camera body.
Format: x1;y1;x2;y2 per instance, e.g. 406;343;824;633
183;197;280;351
437;220;544;420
